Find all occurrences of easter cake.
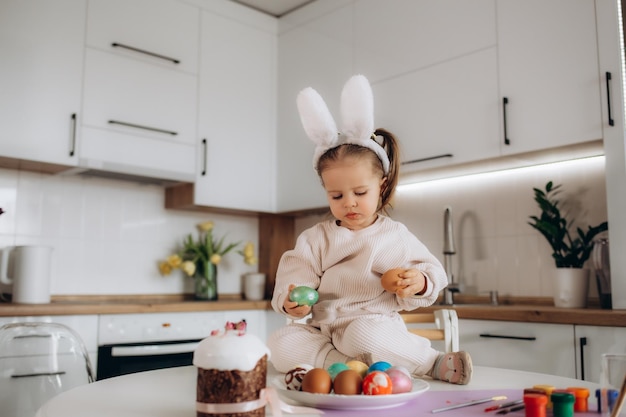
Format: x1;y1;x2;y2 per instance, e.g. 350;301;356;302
193;321;271;417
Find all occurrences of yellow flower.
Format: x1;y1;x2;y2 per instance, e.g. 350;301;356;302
240;241;258;265
210;254;222;265
243;242;254;258
181;260;196;276
197;221;214;232
158;261;173;275
167;254;182;268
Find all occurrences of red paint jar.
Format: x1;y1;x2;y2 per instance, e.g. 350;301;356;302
524;393;548;417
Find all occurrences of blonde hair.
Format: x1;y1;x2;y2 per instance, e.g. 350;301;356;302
316;128;400;214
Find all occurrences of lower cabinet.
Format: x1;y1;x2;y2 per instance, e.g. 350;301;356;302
575;325;626;383
458;319;576;378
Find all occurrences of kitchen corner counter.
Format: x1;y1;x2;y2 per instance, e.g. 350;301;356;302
1;294;625;327
418;304;626;327
0;294;271;317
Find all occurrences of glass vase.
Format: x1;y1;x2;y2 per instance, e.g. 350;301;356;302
194;260;218;301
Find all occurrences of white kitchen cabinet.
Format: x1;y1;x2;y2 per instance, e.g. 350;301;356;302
458;319;576;378
575;325;626;383
194;9;276;212
497;0;602;155
374;48;501;173
353;0;496;86
596;0;626;309
79;0;199;183
276;3;353;212
0;0;85;167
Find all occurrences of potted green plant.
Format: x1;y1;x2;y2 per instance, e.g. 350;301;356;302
528;181;608;308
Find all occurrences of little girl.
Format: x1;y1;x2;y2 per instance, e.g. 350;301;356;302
268;75;472;385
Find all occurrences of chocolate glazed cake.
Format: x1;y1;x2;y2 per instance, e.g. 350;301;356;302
194;321;271;417
196;355;267;417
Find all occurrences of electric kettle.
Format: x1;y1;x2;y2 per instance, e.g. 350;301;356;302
0;245;52;304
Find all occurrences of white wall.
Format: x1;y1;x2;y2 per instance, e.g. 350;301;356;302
0;168;259;296
296;156;608;298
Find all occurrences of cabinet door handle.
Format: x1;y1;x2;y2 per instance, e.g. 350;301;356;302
402;153;453;165
502;97;510;145
606;72;615;126
579;336;587;380
108;120;177;136
12;371;66;378
69;113;77;157
479;333;536;341
111;42;180;65
201;138;208;176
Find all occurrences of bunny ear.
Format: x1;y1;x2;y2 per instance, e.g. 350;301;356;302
340;74;374;141
296;87;338;147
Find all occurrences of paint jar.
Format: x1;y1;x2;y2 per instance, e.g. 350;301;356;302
551;391;575;417
524;393;548;417
596;388;619;413
533;385;556;408
565;387;589;412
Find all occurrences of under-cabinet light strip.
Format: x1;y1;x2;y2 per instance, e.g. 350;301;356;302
396;155;605;193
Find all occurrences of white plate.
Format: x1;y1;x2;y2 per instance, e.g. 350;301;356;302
271;375;429;410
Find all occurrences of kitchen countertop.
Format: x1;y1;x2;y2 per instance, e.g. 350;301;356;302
0;294;624;327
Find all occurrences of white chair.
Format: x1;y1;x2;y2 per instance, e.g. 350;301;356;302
402;309;460;353
0;322;94;417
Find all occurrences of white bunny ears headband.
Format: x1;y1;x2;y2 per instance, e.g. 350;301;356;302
296;75;390;175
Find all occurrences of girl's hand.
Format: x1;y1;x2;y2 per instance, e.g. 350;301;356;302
388;268;427;298
283;284;312;318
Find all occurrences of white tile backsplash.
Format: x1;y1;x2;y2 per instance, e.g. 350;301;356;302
0;168;259;296
296;156;608;298
0;156;607;299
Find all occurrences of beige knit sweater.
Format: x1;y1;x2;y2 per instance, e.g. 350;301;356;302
271;216;448;326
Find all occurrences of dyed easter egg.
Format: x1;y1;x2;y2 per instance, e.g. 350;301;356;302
333;369;363;395
387;365;411;378
368;361;392;374
380;268;407;292
327;362;350;380
284;364;314;391
386;368;413;394
346;360;369;378
362;371;393;395
301;368;332;394
289;286;319;306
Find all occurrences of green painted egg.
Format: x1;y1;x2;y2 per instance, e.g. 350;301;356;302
289;286;319;306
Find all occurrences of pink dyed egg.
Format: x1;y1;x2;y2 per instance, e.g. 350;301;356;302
385;368;413;394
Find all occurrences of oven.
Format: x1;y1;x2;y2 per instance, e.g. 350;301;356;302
96;311;261;380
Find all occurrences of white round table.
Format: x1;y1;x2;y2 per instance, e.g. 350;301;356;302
35;365;600;417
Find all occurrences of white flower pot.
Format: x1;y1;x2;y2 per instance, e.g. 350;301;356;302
553;268;590;308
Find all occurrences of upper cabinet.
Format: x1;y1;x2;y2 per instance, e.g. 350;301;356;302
276;2;354;212
497;0;602;155
79;0;199;182
277;0;605;190
0;0;85;169
193;10;277;213
357;0;499;172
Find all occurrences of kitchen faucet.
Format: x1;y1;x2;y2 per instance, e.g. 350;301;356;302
441;206;458;305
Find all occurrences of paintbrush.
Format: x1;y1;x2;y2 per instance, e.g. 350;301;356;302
611;373;626;417
432;396;508;413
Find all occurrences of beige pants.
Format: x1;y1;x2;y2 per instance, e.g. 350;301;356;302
267;313;439;377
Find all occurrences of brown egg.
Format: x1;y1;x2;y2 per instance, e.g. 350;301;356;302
333;369;363;395
301;368;332;394
381;268;408;292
